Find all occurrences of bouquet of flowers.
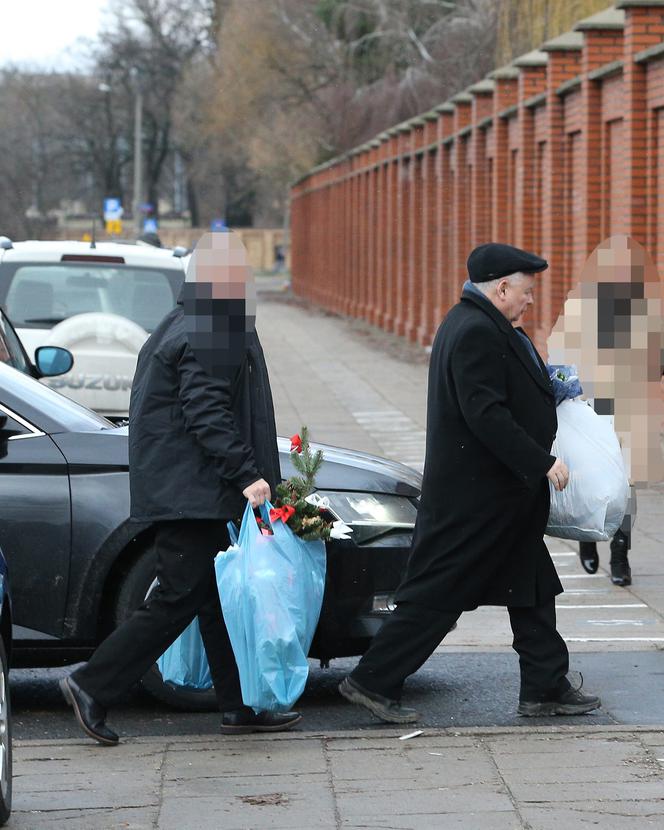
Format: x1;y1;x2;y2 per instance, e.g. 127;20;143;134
258;426;352;542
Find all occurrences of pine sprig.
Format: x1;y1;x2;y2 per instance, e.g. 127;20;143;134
270;426;333;541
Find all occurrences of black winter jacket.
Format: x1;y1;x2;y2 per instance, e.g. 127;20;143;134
128;302;281;521
396;286;561;611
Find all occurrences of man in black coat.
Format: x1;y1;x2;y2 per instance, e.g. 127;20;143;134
60;232;301;744
340;242;601;723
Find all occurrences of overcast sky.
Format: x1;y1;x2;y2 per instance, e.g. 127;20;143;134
2;0;110;70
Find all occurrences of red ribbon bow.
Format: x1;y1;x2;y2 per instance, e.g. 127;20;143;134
269;504;295;524
290;434;303;453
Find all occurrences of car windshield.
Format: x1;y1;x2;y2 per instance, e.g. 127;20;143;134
0;308;30;374
4;263;182;331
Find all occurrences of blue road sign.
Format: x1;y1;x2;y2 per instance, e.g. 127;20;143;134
210;218;228;232
143;218;159;233
103;198;122;220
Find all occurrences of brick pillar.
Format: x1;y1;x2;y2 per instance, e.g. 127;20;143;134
537;41;582;350
435;105;455;323
469;80;495;249
402;121;424;341
364;141;378;325
512;54;548;253
450;94;472;303
382;130;400;331
576;11;626;260
418;111;440;346
355;154;369;319
488;67;519;241
391;126;411;336
617;1;664;245
373;133;390;328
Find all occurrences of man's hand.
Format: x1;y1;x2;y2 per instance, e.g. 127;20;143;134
243;479;271;507
547;458;569;491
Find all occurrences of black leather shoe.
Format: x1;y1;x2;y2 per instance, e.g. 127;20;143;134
578;542;599;574
338;676;419;724
610;557;632;586
220;707;302;734
518;672;601;717
610;531;632;586
59;675;119;746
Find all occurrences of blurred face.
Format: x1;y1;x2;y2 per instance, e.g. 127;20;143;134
182;231;257;376
495;272;535;323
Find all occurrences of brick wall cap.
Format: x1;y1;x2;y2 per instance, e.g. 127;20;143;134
386;126;401;136
524;91;547;109
377;130;391;140
422;110;440;121
557;75;582;96
450;91;473;103
477;114;494;129
616;0;664;8
458;124;473;138
541;31;584;52
512;49;549;67
635;41;664;63
575;6;624;30
407;117;427;127
499;103;519;119
397;122;413;133
368;139;381;148
434;102;455;113
587;59;624;80
488;64;520;79
468;78;496;94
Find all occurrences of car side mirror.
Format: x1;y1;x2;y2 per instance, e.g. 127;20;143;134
34;346;74;377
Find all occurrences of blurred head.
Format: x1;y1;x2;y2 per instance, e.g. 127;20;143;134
181;231;257;376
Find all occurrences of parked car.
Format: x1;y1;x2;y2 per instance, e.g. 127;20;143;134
0;546;12;826
0;236;187;422
0;359;420;710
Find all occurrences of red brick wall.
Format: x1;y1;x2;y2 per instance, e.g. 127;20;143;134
291;3;664;351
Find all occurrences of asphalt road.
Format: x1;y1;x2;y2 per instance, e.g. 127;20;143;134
11;648;664;743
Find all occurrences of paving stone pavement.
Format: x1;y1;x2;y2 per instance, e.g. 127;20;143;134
11;728;664;828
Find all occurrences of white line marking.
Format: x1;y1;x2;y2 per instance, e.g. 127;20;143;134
564;637;664;642
560;574;606;579
564;589;612;594
551;552;578;557
557;604;647;609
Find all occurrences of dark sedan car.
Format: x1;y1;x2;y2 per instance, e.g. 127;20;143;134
0;547;11;826
0;360;420;710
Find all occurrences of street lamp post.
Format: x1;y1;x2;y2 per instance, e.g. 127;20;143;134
130;69;144;235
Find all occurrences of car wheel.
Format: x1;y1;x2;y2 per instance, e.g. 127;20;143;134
0;639;12;826
114;548;218;712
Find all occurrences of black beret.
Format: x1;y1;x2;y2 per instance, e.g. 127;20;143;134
467;243;548;283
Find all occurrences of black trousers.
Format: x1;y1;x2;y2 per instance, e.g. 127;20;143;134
73;519;244;711
351;599;570;702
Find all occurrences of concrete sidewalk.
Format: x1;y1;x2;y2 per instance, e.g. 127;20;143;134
11;726;664;828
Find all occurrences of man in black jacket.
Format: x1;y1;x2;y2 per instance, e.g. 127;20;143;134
340;243;601;724
60;232;300;744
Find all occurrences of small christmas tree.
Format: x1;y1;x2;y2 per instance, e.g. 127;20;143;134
274;427;331;541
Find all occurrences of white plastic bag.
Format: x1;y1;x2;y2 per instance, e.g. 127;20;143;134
546;399;629;542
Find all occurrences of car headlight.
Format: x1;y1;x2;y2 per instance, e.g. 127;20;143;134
316;491;417;543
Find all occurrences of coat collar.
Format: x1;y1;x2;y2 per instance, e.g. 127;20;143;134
460;285;553;395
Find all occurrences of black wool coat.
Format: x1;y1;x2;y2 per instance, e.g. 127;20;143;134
128;302;281;522
396;287;562;611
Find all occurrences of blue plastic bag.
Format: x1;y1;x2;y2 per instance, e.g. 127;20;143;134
215;500;327;711
157;615;213;689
